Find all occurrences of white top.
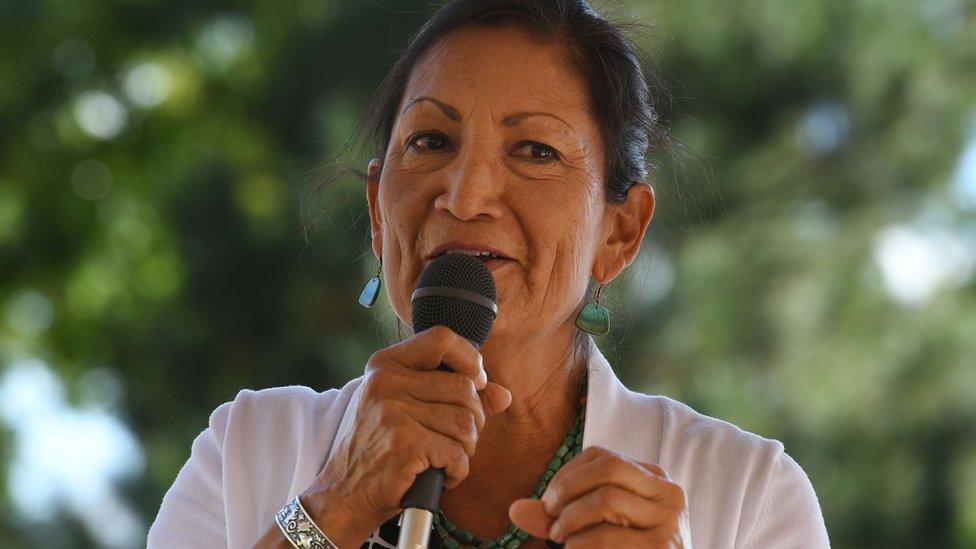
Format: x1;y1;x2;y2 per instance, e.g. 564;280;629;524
147;346;831;548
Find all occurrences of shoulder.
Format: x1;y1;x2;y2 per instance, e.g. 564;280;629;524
211;376;365;443
638;392;793;491
588;351;784;473
219;378;363;426
149;378;367;548
209;377;367;545
603;386;785;471
646;392;785;460
627;393;828;546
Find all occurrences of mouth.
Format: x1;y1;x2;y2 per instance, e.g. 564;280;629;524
425;242;514;270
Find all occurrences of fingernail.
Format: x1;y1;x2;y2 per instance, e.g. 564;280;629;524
478;354;486;385
542;490;558;514
549;521;563;542
497;386;513;411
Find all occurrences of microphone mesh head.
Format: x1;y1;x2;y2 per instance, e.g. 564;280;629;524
412;253;497;347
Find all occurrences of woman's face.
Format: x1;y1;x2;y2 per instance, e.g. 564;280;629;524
368;25;646;342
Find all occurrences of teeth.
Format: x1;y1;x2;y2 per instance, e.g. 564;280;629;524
443;249;499;258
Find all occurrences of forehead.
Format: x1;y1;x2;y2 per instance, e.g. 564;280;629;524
402;25;592;118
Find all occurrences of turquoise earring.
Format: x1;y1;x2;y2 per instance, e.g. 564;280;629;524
358;260;382;308
575;282;610;336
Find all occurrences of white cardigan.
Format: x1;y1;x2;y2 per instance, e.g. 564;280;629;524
148;346;831;548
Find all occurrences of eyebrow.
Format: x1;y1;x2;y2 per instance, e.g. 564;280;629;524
400;95;573;130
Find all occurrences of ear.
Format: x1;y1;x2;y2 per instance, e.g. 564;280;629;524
593;183;655;283
365;158;383;260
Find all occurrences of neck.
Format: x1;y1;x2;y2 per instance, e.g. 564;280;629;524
435;323;591;539
474;323;591;465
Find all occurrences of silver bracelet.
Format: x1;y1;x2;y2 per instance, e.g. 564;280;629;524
275;495;340;549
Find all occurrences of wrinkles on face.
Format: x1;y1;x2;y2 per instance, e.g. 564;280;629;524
376;24;608;338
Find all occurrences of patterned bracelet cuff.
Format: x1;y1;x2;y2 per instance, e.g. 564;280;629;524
275;495;339;549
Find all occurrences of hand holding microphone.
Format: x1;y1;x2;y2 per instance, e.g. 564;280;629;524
398;252;502;548
296;253;510;549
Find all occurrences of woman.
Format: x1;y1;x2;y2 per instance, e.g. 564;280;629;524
148;1;830;548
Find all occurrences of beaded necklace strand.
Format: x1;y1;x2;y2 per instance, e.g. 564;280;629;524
431;375;588;549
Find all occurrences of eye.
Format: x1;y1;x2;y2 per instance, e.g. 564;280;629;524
407;132;451;152
514;141;561;163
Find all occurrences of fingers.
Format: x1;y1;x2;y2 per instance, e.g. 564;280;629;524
508;499;554;539
377;326;486;387
369;327;511;418
480;382;513;415
401;368;484;411
430;431;471;490
562;523;646;549
405;380;512;458
338;324;514;522
542;447;684;516
410;401;483;456
358;324;515;504
395;422;471;490
548;485;668;542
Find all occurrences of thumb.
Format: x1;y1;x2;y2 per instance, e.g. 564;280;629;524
509;498;554;540
481;382;512;415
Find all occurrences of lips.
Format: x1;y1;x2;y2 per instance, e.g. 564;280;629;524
426;241;512;262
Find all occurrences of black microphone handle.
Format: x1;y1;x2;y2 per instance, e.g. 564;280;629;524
400;363;451;512
400;468;445;512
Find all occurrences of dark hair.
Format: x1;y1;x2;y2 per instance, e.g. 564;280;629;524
303;0;688;354
304;0;682;233
367;0;671;204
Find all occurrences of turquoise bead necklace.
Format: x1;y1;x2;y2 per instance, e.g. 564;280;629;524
431;375;588;549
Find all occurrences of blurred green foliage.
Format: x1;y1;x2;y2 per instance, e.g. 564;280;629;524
1;0;974;547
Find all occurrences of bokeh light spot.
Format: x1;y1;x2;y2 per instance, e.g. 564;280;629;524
66;256;123;318
124;61;173;109
4;290;55;338
73;91;129;140
951;119;976;211
194;13;255;74
872;223;976;306
795;100;851;158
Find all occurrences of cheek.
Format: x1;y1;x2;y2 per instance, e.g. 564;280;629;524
518;188;601;290
527;181;600;252
377;185;427;320
554;215;596;285
378;180;427;250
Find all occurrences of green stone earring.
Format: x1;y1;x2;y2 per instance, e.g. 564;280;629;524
575;282;610;336
358;261;382;308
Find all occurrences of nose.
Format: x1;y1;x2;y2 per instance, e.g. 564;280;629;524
433;145;505;221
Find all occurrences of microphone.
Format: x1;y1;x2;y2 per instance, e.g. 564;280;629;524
397;252;498;549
